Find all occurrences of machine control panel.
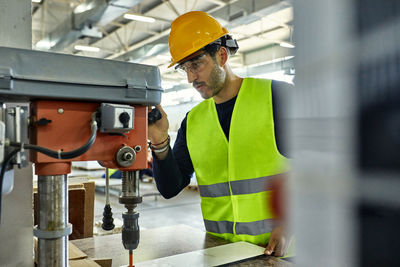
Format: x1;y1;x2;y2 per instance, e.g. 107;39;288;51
99;103;134;133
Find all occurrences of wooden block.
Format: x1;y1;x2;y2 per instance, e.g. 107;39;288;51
68;183;86;190
69;242;87;260
93;258;113;267
69;188;86;240
69;259;101;266
82;181;95;238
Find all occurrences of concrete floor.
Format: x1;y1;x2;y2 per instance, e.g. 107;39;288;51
93;179;205;232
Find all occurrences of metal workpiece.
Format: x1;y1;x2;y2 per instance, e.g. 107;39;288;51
0;47;163;105
35;175;69;267
116;146;136;168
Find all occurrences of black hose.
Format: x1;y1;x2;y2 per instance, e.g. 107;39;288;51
0;119;98;224
9;121;97;160
0;148;21;224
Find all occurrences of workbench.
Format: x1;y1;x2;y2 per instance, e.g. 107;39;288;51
71;224;292;267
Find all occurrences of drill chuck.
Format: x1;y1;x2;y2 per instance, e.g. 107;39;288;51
122;212;140;250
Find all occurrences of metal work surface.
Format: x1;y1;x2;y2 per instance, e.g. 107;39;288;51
0;46;162;105
71;224;292;267
134;241;265;267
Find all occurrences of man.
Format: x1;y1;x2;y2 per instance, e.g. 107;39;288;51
148;11;291;257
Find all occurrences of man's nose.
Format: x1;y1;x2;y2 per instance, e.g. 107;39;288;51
187;70;197;83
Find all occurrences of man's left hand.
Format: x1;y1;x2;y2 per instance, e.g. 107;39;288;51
264;225;289;257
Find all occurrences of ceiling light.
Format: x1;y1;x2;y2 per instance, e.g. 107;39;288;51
32;0;42;3
74;2;95;14
35;39;55;50
123;13;156;23
74;45;100;52
279;42;295;48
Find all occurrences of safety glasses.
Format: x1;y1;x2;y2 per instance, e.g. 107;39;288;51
175;52;208;75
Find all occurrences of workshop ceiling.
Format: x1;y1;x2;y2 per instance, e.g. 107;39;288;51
32;0;294;96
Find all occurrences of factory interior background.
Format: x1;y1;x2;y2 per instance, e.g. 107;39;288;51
1;0;400;266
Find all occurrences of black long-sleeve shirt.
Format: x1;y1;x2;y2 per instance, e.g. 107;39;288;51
153;80;292;198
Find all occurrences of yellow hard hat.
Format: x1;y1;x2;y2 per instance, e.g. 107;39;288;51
168;11;229;68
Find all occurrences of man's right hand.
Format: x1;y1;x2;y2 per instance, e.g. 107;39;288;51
148;105;170;159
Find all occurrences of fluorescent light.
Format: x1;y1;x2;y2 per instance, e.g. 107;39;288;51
32;0;42;3
279;42;295;48
74;2;95;14
35;39;55;50
74;45;100;52
123;13;155;23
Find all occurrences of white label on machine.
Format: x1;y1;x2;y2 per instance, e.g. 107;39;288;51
132;241;265;267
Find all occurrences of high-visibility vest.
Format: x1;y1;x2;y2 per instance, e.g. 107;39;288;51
187;77;289;245
108;168;119;177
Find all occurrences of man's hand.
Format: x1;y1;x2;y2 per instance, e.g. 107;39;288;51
264;225;289;257
148;105;169;143
148;105;170;160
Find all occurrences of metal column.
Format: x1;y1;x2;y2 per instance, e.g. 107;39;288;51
36;175;71;267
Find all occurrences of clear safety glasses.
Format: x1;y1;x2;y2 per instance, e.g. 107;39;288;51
174;52;208;75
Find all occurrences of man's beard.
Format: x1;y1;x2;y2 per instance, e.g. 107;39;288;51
208;62;225;97
193;62;225;99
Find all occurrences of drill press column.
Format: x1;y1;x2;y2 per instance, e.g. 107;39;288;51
36;174;71;267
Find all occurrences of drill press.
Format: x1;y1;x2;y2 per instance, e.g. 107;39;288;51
0;47;162;267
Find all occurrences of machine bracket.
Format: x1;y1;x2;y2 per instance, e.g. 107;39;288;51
126;78;148;99
0;68;13;90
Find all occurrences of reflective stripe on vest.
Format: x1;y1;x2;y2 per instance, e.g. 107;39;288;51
198;175;273;197
204;220;234;234
204;219;275;236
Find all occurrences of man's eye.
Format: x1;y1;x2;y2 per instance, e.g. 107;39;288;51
191;62;200;69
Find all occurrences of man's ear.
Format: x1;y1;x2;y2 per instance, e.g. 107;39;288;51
218;46;229;67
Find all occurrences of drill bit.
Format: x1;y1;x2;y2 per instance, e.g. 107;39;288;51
129;249;133;267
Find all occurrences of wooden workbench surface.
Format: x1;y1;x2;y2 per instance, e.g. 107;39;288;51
71;224;292;267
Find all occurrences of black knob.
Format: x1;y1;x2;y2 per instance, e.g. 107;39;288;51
119;112;130;128
148;108;162;125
